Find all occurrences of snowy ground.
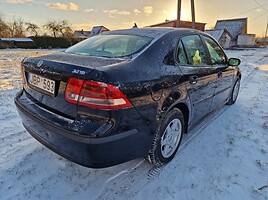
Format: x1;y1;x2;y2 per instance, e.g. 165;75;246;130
0;48;267;200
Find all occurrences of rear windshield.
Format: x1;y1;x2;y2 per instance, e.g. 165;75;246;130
65;34;153;58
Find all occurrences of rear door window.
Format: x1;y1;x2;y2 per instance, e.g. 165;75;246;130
203;36;227;65
177;41;188;65
179;35;208;66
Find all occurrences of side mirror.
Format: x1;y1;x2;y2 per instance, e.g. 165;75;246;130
228;58;241;66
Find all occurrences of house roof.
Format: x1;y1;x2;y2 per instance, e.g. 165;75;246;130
215;18;247;38
205;29;232;41
89;26;110;37
0;38;34;42
148;19;207;31
74;30;91;38
149;19;206;27
239;34;256;37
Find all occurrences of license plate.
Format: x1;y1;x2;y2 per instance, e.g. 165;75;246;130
28;73;55;95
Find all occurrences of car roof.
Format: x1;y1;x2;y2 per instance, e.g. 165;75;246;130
102;27;200;39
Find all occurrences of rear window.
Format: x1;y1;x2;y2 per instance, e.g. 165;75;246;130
65;34;153;58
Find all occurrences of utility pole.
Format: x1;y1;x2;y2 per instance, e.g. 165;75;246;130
177;0;196;29
265;19;268;47
177;0;182;28
191;0;196;29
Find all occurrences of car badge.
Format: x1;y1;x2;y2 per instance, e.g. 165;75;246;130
37;60;43;68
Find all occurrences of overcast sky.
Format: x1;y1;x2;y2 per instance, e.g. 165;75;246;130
1;0;268;36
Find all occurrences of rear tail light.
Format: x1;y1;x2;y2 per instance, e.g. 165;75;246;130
65;78;132;110
65;78;84;104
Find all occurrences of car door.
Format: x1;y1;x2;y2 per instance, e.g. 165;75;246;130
202;35;235;111
177;34;218;125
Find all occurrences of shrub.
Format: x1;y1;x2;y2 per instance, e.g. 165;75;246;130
30;36;82;49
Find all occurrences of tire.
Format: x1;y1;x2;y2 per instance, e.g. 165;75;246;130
227;78;240;105
149;108;185;166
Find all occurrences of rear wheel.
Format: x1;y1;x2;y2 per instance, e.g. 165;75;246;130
149;108;184;166
227;78;240;105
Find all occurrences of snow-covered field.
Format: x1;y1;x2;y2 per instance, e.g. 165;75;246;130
0;48;267;200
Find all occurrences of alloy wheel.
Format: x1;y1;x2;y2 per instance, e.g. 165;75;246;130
160;118;182;158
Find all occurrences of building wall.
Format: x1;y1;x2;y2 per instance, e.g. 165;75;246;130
237;34;256;46
219;33;231;49
242;24;247;34
230;25;248;46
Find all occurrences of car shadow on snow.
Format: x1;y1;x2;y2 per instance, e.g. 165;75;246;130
0;143;151;200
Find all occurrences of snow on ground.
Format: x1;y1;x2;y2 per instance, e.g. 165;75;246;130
0;49;57;91
0;48;267;200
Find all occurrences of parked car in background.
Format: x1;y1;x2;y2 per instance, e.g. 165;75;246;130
15;28;241;168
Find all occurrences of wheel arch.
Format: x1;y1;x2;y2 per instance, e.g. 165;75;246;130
173;103;189;133
161;93;190;133
236;69;242;79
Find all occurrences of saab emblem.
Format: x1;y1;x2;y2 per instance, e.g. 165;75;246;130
36;60;44;68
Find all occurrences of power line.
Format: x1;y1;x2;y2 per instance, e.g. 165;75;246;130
232;2;268;17
205;3;268;24
250;10;268;22
253;0;268;12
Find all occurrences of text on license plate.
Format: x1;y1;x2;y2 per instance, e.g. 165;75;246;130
28;73;55;95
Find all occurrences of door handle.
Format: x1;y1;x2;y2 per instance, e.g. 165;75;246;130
218;71;223;78
189;75;199;84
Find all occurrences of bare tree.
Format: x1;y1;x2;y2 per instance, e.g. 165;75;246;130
0;15;11;37
0;11;10;37
9;18;26;37
43;20;73;37
58;20;73;37
26;22;39;36
43;20;60;37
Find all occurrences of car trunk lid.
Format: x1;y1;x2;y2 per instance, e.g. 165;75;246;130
21;52;126;119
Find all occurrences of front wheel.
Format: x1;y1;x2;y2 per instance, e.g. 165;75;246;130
149;108;184;166
227;78;240;105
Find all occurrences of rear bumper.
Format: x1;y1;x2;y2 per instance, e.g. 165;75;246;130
15;90;151;168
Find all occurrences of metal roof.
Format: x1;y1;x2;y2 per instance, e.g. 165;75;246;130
205;29;232;41
89;26;110;37
74;30;91;38
0;38;34;42
205;30;224;41
215;18;247;38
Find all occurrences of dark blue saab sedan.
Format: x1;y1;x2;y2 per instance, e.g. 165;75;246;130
15;28;241;168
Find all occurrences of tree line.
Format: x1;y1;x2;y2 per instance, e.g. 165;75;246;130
0;16;73;38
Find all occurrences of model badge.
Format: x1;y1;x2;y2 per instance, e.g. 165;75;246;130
72;69;86;75
37;60;43;68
